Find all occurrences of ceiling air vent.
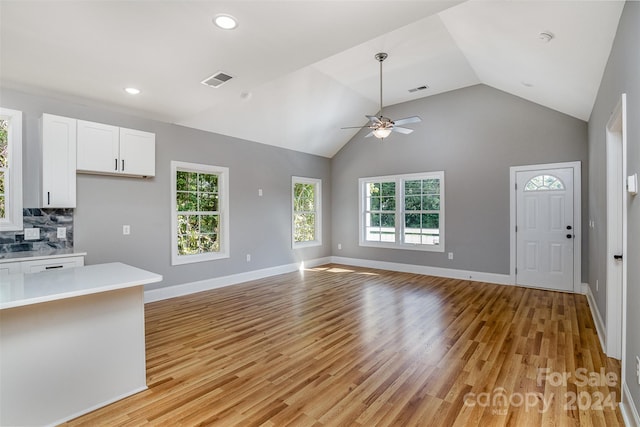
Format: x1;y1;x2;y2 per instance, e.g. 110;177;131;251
201;71;233;88
408;85;429;93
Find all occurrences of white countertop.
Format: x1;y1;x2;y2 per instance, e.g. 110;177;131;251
0;262;162;310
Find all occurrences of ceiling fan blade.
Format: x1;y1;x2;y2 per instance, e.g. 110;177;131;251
393;116;422;126
366;115;382;124
392;126;414;135
341;125;367;130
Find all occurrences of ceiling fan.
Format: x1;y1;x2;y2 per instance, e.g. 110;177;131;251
342;52;421;139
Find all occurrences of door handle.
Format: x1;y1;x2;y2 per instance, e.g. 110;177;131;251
566;234;573;239
614;254;623;260
566;225;572;230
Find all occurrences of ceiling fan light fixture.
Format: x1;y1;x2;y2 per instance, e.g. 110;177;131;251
372;127;392;139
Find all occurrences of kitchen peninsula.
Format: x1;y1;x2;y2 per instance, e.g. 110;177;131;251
0;262;162;426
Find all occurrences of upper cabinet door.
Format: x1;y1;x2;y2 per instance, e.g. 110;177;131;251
42;114;76;208
77;120;119;174
119;128;155;177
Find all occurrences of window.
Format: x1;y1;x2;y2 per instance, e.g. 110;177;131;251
0;108;23;231
359;171;444;252
524;174;565;191
292;176;321;248
171;161;229;265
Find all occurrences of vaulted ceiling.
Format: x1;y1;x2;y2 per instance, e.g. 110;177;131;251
0;1;624;157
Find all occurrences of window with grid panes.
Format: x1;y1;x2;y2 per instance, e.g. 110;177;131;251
0;108;23;231
292;177;322;248
171;161;229;265
359;171;444;252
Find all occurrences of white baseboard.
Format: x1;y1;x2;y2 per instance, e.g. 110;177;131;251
621;382;640;427
330;256;512;286
145;256;581;306
144;257;331;303
46;386;147;427
581;282;589;295
584;283;607;354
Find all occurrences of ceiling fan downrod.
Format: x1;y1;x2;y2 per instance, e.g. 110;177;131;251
375;52;387;119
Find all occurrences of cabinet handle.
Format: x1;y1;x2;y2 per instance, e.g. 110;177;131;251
122;159;125;171
115;158;118;171
45;265;64;270
47;192;50;205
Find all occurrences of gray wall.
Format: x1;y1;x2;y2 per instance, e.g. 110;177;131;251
332;84;588;278
0;87;332;290
588;0;640;409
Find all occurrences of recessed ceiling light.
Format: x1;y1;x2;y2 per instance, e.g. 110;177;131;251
214;14;238;30
124;87;140;95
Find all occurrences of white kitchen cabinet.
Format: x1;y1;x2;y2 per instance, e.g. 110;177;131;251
0;262;21;276
41;114;76;208
0;253;85;275
76;120;119;174
119;127;155;176
77;120;155;177
20;255;84;273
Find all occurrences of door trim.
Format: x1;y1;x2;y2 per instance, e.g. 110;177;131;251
509;161;582;292
605;93;627;360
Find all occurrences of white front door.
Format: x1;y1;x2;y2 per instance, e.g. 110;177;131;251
516;167;574;291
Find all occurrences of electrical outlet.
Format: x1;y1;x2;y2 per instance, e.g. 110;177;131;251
448;252;454;260
258;189;263;197
57;227;67;240
338;243;342;250
636;356;640;385
24;228;40;240
596;279;599;292
123;225;130;235
246;254;251;262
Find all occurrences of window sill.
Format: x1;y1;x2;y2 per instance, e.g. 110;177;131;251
293;240;322;250
358;241;444;253
171;252;229;266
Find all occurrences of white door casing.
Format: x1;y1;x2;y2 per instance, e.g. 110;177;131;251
510;162;582;293
605;93;626;360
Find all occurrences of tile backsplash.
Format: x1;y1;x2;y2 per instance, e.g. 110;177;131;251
0;208;74;254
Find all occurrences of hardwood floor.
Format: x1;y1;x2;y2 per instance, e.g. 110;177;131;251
65;264;623;426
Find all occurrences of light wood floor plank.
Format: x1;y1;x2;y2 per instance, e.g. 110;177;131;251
63;264;623;426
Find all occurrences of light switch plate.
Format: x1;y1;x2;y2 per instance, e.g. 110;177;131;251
24;228;40;240
57;227;67;239
627;173;638;195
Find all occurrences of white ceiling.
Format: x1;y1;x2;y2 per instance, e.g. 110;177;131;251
0;1;624;158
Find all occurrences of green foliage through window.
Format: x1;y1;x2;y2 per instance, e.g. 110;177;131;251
176;170;220;255
0;118;8;219
364;181;397;242
293;180;320;244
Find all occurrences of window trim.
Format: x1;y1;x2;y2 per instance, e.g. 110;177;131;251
292;176;322;249
0;107;23;232
170;161;229;265
358;171;445;252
